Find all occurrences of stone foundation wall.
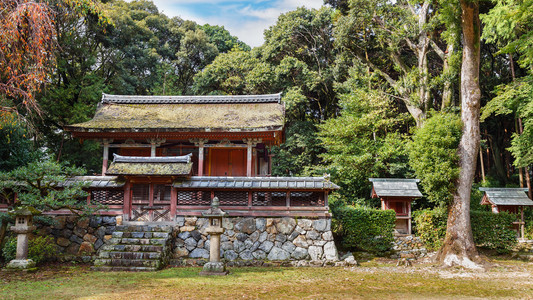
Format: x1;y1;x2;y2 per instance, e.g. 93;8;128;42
391;235;427;259
515;240;533;253
35;216;118;260
172;217;339;264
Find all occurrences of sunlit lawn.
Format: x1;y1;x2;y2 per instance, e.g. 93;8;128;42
1;260;532;299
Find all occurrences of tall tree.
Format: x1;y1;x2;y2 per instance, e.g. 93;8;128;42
333;0;461;126
436;0;484;268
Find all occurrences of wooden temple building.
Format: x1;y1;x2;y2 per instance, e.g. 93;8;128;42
369;178;423;235
479;187;533;238
58;93;338;222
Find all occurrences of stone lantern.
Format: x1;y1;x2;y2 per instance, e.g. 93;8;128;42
5;207;39;271
199;197;229;275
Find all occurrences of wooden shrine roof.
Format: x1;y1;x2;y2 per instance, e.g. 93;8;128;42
369;178;423;198
479;188;533;206
65;93;285;134
105;154;193;176
173;176;340;190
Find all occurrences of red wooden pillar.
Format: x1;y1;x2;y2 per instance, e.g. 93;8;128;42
191;138;207;176
244;138;260;177
246;143;252;177
101;139;112;175
170;187;177;221
198;143;205;176
408;201;412;235
123;181;131;221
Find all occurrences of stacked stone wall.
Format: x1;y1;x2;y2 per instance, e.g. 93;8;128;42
391;235;427;259
34;216;117;261
171;217;339;266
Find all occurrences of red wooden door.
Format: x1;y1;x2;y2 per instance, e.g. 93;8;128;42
210;149;246;176
230;149;246;176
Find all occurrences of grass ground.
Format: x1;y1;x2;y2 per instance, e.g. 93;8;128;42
0;258;532;299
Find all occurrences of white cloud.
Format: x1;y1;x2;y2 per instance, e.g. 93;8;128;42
149;0;325;47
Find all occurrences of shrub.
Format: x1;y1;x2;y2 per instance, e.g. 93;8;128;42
414;208;518;253
470;210;517;253
413;207;447;251
333;205;396;255
2;235;57;264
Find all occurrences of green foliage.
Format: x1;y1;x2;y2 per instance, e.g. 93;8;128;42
193;48;272;95
0;160;92;214
470;210;517;253
333;205;396;254
414;208;518;253
525;222;533;240
318;74;411;203
481;0;533;68
0;112;39;171
407;112;462;205
271;121;322;177
200;24;250;53
2;235;57;264
413;207;448;251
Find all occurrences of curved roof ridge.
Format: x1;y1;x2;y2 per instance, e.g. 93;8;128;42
101;93;282;104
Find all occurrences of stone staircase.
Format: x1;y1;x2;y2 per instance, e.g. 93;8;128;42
93;224;173;271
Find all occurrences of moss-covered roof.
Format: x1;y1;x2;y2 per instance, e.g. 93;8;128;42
106;162;192;176
66;94;285;133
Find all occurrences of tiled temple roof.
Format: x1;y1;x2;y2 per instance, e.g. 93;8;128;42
369;178;423;198
63;176;125;188
173;176;340;190
479;188;533;206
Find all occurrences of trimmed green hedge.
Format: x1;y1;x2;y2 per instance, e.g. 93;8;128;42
470;210;517;252
333;205;396;255
414;208;518;253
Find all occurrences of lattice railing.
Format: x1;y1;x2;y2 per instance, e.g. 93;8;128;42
177;191;211;206
90;190;124;205
252;192;286;206
215;191;248;206
175;190;324;207
289;192;323;207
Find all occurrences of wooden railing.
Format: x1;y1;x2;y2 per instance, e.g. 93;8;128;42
85;187;330;218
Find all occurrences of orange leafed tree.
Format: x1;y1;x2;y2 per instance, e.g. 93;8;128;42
0;0;57;114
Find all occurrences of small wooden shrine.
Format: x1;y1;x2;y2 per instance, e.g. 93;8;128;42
369;178;423;235
479;187;533;238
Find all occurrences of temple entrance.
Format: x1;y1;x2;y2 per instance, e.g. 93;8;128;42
208;148;246;176
130;184;172;222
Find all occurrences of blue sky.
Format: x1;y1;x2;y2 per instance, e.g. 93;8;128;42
150;0;324;47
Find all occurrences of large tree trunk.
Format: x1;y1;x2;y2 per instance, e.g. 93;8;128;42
436;0;484;269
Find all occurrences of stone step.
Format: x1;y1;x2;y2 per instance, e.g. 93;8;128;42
112;231;171;239
115;225;173;233
101;243;165;253
94;224;172;271
94;258;162;268
91;266;158;272
105;251;162;260
118;238;168;245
